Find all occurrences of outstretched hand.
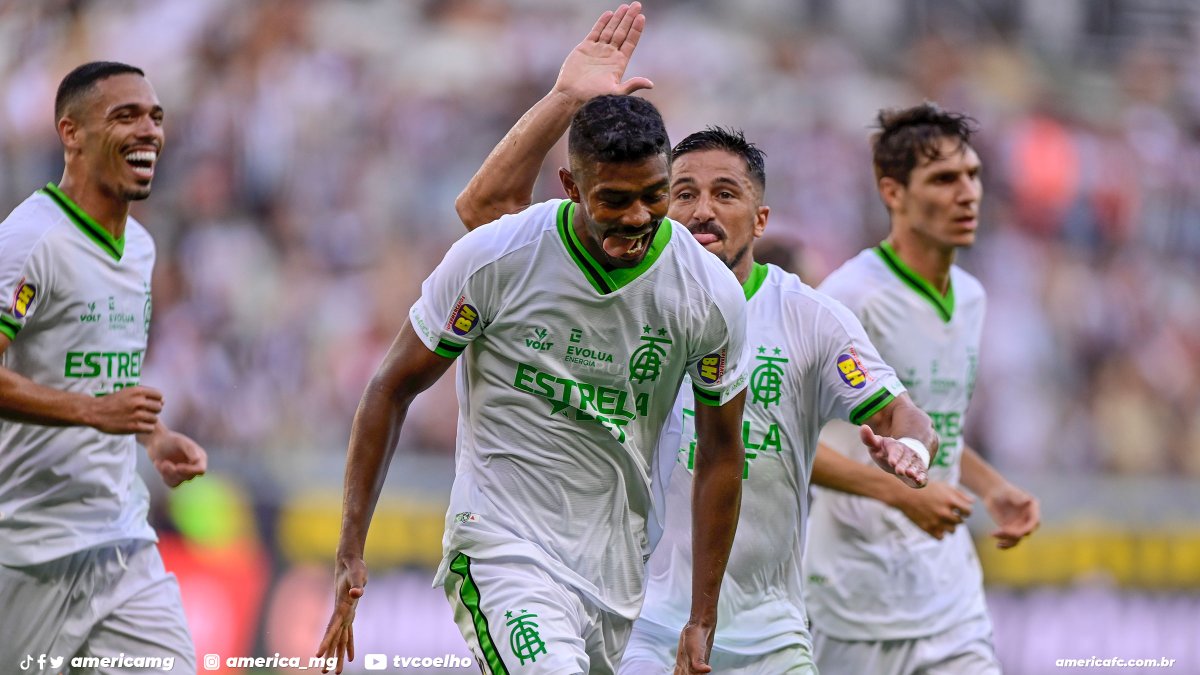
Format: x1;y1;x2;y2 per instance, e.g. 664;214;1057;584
553;2;653;105
316;557;368;674
859;424;928;488
144;429;207;487
984;482;1040;549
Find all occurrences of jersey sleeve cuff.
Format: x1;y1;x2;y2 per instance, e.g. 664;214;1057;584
0;315;20;340
848;386;896;425
408;306;467;360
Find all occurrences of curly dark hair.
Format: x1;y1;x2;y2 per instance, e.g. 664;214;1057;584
568;95;670;168
872;102;978;186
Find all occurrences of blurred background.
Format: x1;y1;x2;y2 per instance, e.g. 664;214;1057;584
2;0;1199;672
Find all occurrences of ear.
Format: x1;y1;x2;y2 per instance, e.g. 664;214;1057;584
878;176;905;214
753;205;770;240
559;167;582;203
58;116;81;151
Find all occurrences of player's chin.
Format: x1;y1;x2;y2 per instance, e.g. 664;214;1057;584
123;184;153;201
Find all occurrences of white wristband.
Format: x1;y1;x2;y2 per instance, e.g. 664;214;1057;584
897;437;930;468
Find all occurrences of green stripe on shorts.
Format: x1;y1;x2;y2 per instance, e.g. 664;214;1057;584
449;553;509;675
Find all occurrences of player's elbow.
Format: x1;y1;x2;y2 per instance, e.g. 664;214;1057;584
454;189;486;231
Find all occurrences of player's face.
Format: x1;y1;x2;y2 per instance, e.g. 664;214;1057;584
74;74;165;201
891;137;982;250
562;154;670;269
669;149;767;276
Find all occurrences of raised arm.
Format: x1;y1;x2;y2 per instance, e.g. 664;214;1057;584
316;321;456;673
455;1;653;230
676;388;746;675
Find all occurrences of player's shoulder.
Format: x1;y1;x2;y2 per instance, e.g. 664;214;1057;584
0;190;71;257
770;264;869;337
816;247;890;310
448;199;562;269
123;215;156;259
666;218;743;305
950;263;986;305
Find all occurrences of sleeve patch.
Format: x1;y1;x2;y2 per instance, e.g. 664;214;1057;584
695;349;726;385
445;295;480;336
836;348;873;389
11;279;35;319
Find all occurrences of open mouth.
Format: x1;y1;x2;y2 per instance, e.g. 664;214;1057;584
124;150;157;180
602;228;654;260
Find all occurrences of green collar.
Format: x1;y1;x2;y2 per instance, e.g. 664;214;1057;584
555;200;671;295
40;182;125;261
874;241;954;322
742;262;769;301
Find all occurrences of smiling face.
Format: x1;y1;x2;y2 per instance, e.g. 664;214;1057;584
882;136;982;251
60;73;164;202
560;153;671;269
668;148;768;280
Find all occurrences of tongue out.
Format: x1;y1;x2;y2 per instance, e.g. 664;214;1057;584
692;232;719;246
603;233;646;259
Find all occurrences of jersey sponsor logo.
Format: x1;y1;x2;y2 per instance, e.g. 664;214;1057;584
695;349;726;385
445;295;479;336
678;407;783;479
79;301;102;323
512;362;649;442
524;326;553;351
836;349;871;389
11;279;35;319
64;350;144;379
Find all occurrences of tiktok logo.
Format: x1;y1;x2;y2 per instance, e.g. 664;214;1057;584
19;655;33;670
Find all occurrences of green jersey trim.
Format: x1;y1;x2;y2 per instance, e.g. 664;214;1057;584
0;315;19;339
40;183;126;262
555;201;671;295
848;386;896;425
692;385;723;407
742;262;769;301
874;241;954;322
435;338;467;360
449;553;510;675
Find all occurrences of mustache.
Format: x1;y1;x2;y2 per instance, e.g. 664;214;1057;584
688;220;726;239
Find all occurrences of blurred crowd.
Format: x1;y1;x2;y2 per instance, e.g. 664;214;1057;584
2;0;1199;478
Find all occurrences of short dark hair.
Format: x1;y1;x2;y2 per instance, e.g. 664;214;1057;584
872;103;978;186
672;126;767;191
55;61;145;121
568;95;670;167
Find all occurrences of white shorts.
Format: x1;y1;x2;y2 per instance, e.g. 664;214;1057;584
619;619;817;675
0;539;194;675
813;614;1000;675
443;553;633;675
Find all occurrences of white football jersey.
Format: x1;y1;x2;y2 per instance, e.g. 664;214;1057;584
635;263;905;654
805;242;989;640
0;184;157;566
410;199;749;619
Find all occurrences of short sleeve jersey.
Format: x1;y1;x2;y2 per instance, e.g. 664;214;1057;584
0;184;157;565
805;243;989;640
635;263;904;653
409;200;749;619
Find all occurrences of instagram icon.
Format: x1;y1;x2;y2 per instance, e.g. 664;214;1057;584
203;653;220;670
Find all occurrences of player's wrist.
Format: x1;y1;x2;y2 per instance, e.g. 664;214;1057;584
897;437;930;468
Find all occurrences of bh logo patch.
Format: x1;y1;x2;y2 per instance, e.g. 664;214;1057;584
12;279;35;319
696;350;726;385
836;351;869;389
446;295;479;336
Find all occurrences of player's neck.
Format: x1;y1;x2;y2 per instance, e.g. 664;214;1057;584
883;233;955;295
57;171;131;240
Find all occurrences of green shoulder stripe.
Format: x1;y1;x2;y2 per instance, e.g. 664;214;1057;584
449;553;510;675
435;338;467;359
555;201;672;295
693;386;723;407
40;183;125;262
742;262;769;301
0;315;19;339
874;241;953;322
849;387;895;425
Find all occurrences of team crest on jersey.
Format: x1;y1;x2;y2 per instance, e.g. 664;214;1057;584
696;349;726;385
750;345;788;407
445;295;479;336
836;349;871;389
11;279;35;319
629;325;672;384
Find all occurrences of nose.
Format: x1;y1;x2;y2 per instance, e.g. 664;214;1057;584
621;201;653;228
956;176;981;204
134;114;164;144
691;192;716;223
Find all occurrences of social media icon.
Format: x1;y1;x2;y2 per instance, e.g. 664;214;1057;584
19;655;33;671
203;653;221;670
364;653;387;670
49;656;64;669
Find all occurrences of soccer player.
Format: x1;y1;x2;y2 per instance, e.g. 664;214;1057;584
454;6;939;673
804;104;1041;675
0;62;206;673
316;9;750;675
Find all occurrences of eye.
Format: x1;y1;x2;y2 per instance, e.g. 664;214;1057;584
718;191;735;200
674;190;694;201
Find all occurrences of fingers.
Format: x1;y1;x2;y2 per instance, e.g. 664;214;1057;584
858;424;882;450
618;12;646;59
611;2;641;50
597;4;629;44
618;76;654;95
585;10;613;42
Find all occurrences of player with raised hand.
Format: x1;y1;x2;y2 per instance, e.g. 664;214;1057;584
805;103;1041;675
0;61;205;674
317;6;750;674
